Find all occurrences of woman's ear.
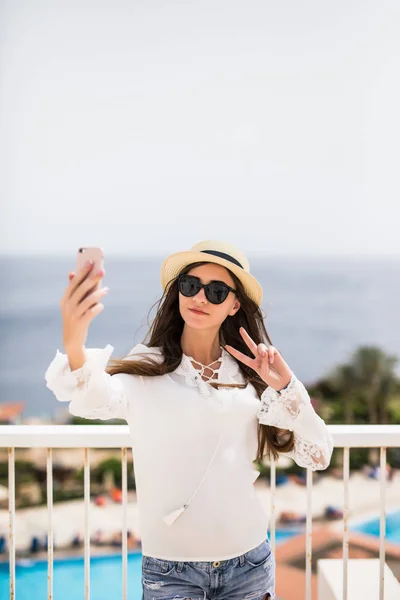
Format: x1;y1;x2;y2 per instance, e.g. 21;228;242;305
229;300;241;316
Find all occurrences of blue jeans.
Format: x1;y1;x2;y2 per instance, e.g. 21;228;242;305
141;539;275;600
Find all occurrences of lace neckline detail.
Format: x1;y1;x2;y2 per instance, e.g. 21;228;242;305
182;347;223;383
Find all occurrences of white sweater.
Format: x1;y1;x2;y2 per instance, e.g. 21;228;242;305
44;344;334;561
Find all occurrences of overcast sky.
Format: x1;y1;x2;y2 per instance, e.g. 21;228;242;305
0;0;399;258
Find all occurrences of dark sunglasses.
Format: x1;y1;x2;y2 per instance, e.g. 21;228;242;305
178;274;237;305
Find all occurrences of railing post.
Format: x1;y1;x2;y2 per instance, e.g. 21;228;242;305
379;447;387;600
122;447;128;600
47;448;54;600
305;468;313;600
84;448;91;600
342;447;350;600
8;447;15;600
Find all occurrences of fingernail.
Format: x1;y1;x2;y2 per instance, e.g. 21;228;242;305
103;287;109;294
85;260;94;267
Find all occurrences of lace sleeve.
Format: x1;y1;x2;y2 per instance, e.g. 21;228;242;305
44;345;136;421
257;373;334;471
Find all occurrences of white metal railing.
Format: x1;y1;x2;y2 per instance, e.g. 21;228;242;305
1;424;399;600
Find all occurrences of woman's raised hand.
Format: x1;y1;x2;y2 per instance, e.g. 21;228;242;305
60;261;109;351
225;327;292;391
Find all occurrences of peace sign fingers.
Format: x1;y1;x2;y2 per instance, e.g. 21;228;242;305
224;343;255;369
238;327;259;357
225;328;293;390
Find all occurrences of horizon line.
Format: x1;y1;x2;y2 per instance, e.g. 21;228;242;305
0;252;399;261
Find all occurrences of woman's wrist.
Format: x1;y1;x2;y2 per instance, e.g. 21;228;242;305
273;372;293;394
65;345;86;372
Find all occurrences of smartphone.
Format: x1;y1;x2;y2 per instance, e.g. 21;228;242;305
76;246;104;290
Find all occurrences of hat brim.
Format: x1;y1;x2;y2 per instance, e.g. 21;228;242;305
160;250;263;306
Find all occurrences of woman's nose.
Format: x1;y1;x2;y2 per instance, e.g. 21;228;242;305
194;287;207;302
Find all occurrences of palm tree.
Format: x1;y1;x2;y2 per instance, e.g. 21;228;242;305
347;347;398;425
321;346;398;425
311;346;399;466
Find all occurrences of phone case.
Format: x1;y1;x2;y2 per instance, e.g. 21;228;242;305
76;247;104;289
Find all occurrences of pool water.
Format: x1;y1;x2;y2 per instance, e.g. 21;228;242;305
0;530;300;600
0;552;143;600
351;510;400;545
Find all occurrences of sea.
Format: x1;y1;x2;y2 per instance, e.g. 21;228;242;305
0;255;399;420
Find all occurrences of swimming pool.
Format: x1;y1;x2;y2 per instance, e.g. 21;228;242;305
0;530;300;600
351;510;400;545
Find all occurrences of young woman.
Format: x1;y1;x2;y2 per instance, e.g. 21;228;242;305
45;240;333;600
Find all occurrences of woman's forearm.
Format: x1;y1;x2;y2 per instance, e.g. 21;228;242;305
65;345;86;372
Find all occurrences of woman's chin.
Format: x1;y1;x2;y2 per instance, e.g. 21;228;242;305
183;313;212;329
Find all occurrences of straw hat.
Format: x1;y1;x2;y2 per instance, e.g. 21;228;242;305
160;240;263;306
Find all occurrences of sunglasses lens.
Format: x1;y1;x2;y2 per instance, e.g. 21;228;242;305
178;275;232;304
206;283;230;304
178;275;200;297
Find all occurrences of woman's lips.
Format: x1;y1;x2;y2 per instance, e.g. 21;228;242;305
189;308;208;315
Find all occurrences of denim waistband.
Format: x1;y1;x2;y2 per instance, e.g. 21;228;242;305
145;539;269;572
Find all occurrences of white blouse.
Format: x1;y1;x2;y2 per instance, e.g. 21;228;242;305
44;343;334;561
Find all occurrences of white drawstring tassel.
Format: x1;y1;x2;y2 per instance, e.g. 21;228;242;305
163;432;225;527
163;503;189;526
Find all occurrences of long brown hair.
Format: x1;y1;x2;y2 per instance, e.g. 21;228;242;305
106;261;294;462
